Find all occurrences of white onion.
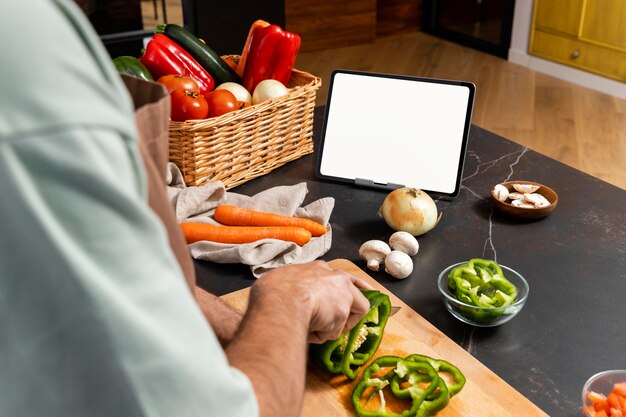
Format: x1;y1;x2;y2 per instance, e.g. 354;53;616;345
252;79;288;104
378;187;440;236
215;82;251;104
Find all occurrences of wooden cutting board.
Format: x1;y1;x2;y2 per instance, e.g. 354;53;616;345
221;259;550;417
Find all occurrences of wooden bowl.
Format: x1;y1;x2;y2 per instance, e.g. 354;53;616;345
491;180;558;219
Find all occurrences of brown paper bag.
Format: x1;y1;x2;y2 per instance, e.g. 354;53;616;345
121;74;196;290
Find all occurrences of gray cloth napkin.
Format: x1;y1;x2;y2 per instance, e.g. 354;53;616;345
166;163;334;277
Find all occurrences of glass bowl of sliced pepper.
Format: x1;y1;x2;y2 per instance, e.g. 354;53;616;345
582;370;626;417
437;259;529;327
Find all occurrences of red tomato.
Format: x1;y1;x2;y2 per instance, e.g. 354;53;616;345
237;101;252;110
204;89;238;118
158;75;200;93
170;89;208;121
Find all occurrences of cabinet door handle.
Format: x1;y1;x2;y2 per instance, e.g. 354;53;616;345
571;49;581;59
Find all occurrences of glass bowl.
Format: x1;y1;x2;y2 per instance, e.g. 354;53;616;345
582;370;626;417
437;262;529;327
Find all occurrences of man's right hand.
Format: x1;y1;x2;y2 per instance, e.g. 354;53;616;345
251;260;371;343
227;260;372;417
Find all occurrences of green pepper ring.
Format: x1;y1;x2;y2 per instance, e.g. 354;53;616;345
352;356;439;417
351;354;465;417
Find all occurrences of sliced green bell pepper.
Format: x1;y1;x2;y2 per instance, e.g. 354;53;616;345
310;290;391;379
351;354;466;417
448;258;518;309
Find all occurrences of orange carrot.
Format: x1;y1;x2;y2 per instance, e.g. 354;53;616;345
180;222;312;246
236;19;270;77
214;205;327;237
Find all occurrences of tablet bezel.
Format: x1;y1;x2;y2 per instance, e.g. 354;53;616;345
315;69;475;197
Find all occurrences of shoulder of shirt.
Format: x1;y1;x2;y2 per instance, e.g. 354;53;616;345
0;0;136;142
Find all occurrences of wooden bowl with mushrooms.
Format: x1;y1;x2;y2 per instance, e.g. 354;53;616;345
491;180;558;220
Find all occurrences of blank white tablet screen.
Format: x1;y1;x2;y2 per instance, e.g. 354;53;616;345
318;71;472;195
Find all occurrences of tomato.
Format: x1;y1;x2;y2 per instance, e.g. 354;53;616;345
169;89;208;121
237;101;252;110
204;89;238;118
158;75;200;93
216;82;252;104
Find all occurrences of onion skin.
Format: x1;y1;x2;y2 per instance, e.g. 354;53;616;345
379;187;440;236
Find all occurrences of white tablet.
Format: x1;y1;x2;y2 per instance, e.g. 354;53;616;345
316;70;475;197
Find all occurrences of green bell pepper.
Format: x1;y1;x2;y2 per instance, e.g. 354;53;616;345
112;56;153;81
351;354;466;417
403;354;466;397
310;290;391;379
448;258;517;309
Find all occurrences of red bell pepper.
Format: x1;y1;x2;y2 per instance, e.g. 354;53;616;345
140;34;214;94
241;24;301;93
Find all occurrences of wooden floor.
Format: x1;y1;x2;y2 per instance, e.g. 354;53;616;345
295;31;626;190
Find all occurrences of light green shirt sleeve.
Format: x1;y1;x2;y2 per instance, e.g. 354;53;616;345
0;1;258;416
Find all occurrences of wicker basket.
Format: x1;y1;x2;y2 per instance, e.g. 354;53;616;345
168;56;321;189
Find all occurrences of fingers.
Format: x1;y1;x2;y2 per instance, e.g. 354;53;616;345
308;332;324;344
309;320;345;343
343;282;370;331
261;261;381;345
306;269;373;343
348;274;375;291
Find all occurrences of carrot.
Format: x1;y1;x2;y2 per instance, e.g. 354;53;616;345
236;19;270;77
214;205;327;237
180;222;312;246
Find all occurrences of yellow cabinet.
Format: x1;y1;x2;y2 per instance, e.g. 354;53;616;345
530;0;626;82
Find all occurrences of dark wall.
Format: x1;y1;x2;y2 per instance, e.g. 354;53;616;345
75;0;148;57
182;0;286;55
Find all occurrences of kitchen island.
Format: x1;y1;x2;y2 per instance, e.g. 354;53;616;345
195;107;626;417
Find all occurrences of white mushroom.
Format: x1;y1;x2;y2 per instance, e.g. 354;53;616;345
508;192;525;200
384;250;413;279
511;199;535;209
359;240;391;271
524;192;551;207
388;231;419;256
512;183;540;193
492;184;509;202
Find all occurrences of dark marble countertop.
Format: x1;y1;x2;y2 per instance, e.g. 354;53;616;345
195;107;626;417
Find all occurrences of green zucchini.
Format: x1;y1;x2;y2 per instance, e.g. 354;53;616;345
156;24;242;86
112;56;153;81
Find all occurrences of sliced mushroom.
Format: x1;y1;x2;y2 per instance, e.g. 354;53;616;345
508;192;525;200
511;199;535;209
358;240;391;271
524;192;551;207
388;231;419;256
512;183;540;193
492;184;509;202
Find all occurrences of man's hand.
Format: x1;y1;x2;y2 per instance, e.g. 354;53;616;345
256;261;371;343
226;260;371;417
